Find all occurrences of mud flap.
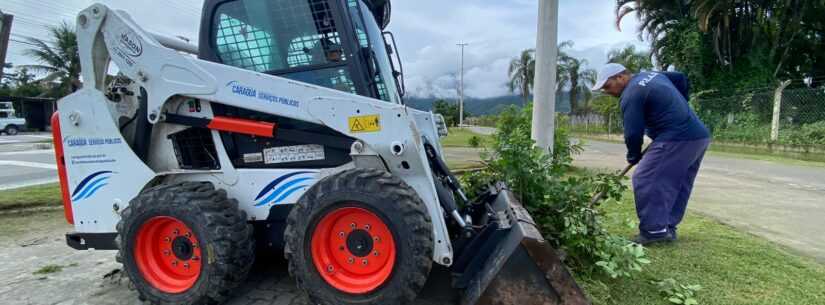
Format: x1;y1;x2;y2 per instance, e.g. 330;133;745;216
453;184;591;305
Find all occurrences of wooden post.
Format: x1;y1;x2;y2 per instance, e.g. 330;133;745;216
0;13;14;82
608;113;612;140
771;80;792;143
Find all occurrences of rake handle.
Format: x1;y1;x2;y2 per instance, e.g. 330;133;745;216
588;145;650;208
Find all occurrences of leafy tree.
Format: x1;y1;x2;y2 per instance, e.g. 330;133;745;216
462;104;648;277
11;68;46;98
0;67;47;98
432;99;467;127
607;45;653;73
508;49;535;106
616;0;825;91
590;95;622;132
21;22;80;97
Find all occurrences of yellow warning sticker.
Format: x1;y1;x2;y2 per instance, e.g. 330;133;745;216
348;115;381;133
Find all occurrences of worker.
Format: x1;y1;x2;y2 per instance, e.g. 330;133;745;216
590;63;711;245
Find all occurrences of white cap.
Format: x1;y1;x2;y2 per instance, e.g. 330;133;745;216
590;63;627;91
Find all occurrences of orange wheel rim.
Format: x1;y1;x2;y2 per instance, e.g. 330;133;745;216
134;216;202;293
310;207;397;294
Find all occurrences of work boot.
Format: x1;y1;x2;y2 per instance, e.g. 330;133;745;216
669;227;678;241
632;233;675;246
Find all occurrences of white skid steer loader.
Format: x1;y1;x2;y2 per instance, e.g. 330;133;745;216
53;2;590;305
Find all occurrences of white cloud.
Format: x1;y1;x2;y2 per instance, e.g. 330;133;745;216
3;0;647;98
388;0;647;98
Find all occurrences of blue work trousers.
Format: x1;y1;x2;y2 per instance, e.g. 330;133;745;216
632;138;710;237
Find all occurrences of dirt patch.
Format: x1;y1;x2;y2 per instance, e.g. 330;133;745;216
0;211;452;305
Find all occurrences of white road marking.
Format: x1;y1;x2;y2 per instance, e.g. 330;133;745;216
27;135;53;139
0;178;60;191
0;149;55;156
0;160;57;170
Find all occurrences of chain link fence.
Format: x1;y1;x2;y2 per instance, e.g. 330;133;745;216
567;87;825;155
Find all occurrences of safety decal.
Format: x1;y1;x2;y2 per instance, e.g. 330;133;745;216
348;114;381;133
71;170;113;202
254;171;319;206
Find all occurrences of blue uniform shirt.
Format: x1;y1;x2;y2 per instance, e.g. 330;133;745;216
620;72;710;164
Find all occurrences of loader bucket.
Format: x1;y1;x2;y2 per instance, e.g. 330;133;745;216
452;184;591;305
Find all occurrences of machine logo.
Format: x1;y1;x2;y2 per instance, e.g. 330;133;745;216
225;81;301;107
226;81;257;97
254;171;318;206
119;30;143;57
71;170;113;202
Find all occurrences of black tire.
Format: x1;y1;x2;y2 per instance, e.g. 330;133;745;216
4;125;18;136
285;168;433;305
116;181;255;305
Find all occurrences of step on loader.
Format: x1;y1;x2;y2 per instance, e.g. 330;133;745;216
54;2;590;304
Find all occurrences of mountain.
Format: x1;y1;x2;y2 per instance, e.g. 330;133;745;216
405;93;573;116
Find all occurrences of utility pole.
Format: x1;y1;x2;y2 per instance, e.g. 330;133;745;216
457;42;468;127
0;12;13;82
531;0;559;154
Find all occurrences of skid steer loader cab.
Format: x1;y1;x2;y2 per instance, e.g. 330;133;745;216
198;0;404;104
55;1;590;305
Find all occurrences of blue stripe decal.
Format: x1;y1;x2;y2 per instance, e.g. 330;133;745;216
72;170;113;197
257;177;314;206
272;185;309;204
82;183;108;200
254;171;315;200
72;176;109;201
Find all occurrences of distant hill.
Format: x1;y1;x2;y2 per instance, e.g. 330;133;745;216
405;93;573;116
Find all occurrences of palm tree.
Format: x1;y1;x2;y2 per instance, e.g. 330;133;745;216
22;22;81;97
556;41;597;114
508;42;600;111
692;0;806;76
616;0;692;69
577;68;597;110
607;45;653;73
555;40;573;93
508;49;535;106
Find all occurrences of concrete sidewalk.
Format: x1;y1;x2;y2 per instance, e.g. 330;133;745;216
575;140;825;262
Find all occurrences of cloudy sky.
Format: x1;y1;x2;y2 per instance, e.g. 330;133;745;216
3;0;646;98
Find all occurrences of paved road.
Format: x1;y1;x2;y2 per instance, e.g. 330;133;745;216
0;149;58;191
465;126;496;136
575;140;825;262
0;133;53;145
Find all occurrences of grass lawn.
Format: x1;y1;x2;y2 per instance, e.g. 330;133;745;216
578;191;825;305
0;183;62;211
440;127;493;148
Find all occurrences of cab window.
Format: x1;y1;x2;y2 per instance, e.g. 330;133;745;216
213;0;356;94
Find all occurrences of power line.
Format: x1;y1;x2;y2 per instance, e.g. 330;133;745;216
3;9;70;26
9;38;40;48
7;16;51;29
10;34;57;47
5;0;80;21
37;0;87;14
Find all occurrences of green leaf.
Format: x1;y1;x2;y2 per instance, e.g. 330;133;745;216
668;297;684;304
